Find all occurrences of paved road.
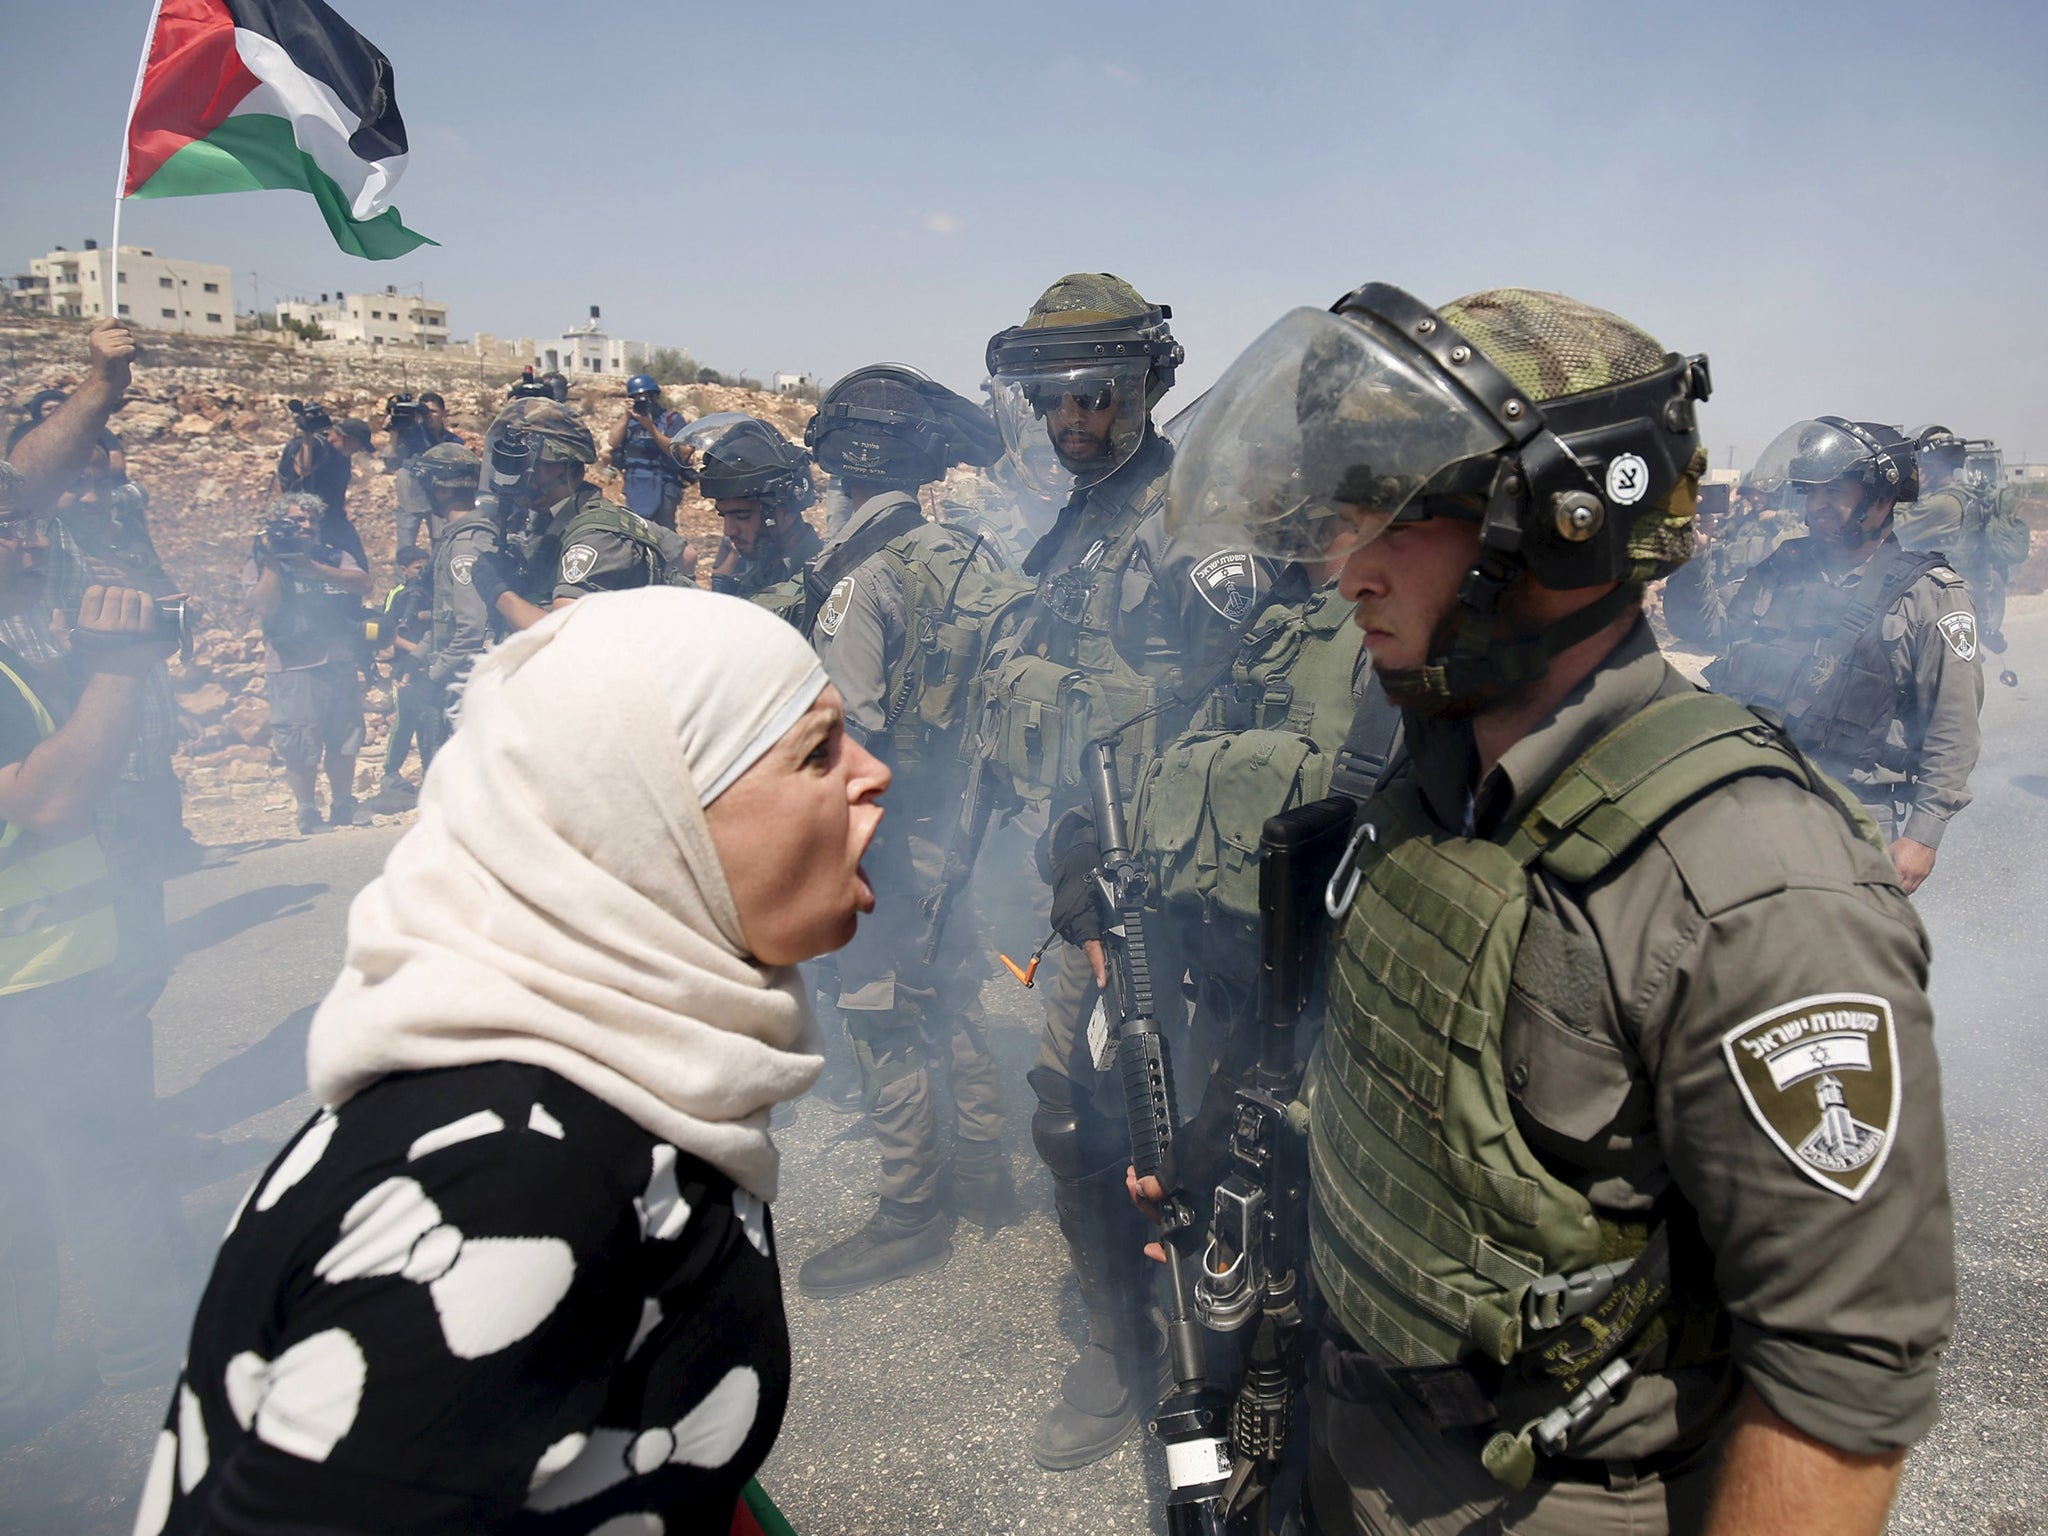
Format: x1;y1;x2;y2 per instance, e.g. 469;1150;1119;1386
4;611;2046;1534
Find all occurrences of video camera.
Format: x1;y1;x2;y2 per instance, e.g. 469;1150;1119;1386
286;398;333;435
385;392;424;434
508;367;554;402
255;515;311;562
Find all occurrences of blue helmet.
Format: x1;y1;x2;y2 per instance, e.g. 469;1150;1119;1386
626;373;660;399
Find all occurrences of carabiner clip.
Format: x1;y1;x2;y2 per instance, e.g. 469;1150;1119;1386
1325;822;1378;920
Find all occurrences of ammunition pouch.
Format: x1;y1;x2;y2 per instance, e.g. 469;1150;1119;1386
973;637;1158;804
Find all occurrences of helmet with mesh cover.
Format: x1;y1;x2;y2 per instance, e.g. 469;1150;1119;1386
484;397;597;466
1168;280;1711;715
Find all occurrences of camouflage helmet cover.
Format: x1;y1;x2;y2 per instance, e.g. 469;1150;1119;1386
412;441;483;485
485;397;597;465
1022;272;1155;329
1438;288;1706;581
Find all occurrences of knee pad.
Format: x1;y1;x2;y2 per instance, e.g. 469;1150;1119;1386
1028;1065;1124;1182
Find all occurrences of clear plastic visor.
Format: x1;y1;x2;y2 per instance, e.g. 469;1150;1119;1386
676;411;764;456
987;359;1151;497
1165;307;1512;564
1750;420;1872;492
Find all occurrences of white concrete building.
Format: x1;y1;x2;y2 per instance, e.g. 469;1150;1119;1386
274;286;451;348
772;372;815;394
20;243;234;335
535;307;650;378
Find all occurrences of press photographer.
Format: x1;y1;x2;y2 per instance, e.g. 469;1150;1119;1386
241;495;372;834
606;373;695;530
273;399;371;570
386;391;460;551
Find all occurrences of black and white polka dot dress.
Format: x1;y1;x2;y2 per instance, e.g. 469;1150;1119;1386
135;1062;790;1536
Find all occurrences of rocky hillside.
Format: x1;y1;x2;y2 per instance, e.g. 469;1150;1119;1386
0;314;816;839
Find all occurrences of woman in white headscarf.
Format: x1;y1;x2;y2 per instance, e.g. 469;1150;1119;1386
137;590;889;1536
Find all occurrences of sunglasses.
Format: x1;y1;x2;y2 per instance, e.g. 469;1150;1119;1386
1026;382;1118;415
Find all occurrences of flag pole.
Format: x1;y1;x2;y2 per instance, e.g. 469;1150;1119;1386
110;0;167;314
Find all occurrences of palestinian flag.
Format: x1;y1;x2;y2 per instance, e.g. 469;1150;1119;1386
729;1479;797;1536
120;0;433;259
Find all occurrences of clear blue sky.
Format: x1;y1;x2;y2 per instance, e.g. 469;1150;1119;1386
6;0;2046;467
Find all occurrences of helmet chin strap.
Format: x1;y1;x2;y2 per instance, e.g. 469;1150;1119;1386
1378;462;1638;717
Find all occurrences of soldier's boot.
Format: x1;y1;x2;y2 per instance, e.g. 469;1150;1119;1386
1030;1163;1167;1471
796;1197;954;1299
946;1136;1021;1235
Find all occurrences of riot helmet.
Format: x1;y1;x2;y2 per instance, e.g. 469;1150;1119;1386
805;364;1003;493
985;274;1183;498
1751;417;1917;502
688;413;817;524
1169;283;1710;713
412;441;481;496
481;397;596;508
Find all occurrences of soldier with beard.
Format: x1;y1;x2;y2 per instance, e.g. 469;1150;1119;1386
1164;285;1952;1535
1665;418;1983;893
982;274;1279;1470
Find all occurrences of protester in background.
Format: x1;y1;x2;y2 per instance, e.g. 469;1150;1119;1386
243;494;372;834
141;589;887;1535
607;373;695;530
276;406;371;570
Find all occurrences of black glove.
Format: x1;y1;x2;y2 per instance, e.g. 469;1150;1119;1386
467;549;520;610
1046;814;1103;949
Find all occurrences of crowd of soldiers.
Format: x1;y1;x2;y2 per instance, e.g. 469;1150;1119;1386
3;264;2026;1533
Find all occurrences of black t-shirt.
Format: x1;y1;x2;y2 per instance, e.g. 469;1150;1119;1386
144;1061;791;1536
278;435;354;523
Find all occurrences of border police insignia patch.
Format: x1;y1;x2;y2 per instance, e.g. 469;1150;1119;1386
560;544;599;585
1721;992;1900;1201
1190;551;1261;624
1937;610;1978;661
451;556;476;587
817;576;856;638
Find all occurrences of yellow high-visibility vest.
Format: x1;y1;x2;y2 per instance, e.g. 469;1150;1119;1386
0;653;117;997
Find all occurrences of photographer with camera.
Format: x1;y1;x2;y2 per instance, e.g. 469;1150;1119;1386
241;494;373;834
607;373;695;530
0;457;198;1444
274;400;372;571
386;391;461;552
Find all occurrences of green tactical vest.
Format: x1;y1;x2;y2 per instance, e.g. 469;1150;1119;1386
1306;690;1871;1371
979;449;1178;802
1711;539;1945;774
555;488;691;590
1135;584;1364;970
0;653;118;998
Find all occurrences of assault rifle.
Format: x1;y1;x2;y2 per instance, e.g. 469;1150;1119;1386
1081;736;1230;1535
1195;798;1356;1529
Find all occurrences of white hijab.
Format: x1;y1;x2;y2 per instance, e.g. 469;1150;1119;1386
307;588;830;1201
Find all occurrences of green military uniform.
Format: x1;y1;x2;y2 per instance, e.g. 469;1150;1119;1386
1304;623;1952;1532
1161;285;1955;1534
429;510;504;690
1659;500;1795;637
798;496;1010;1267
1895;473;2030;651
548;482;691;600
1668;533;1985;847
